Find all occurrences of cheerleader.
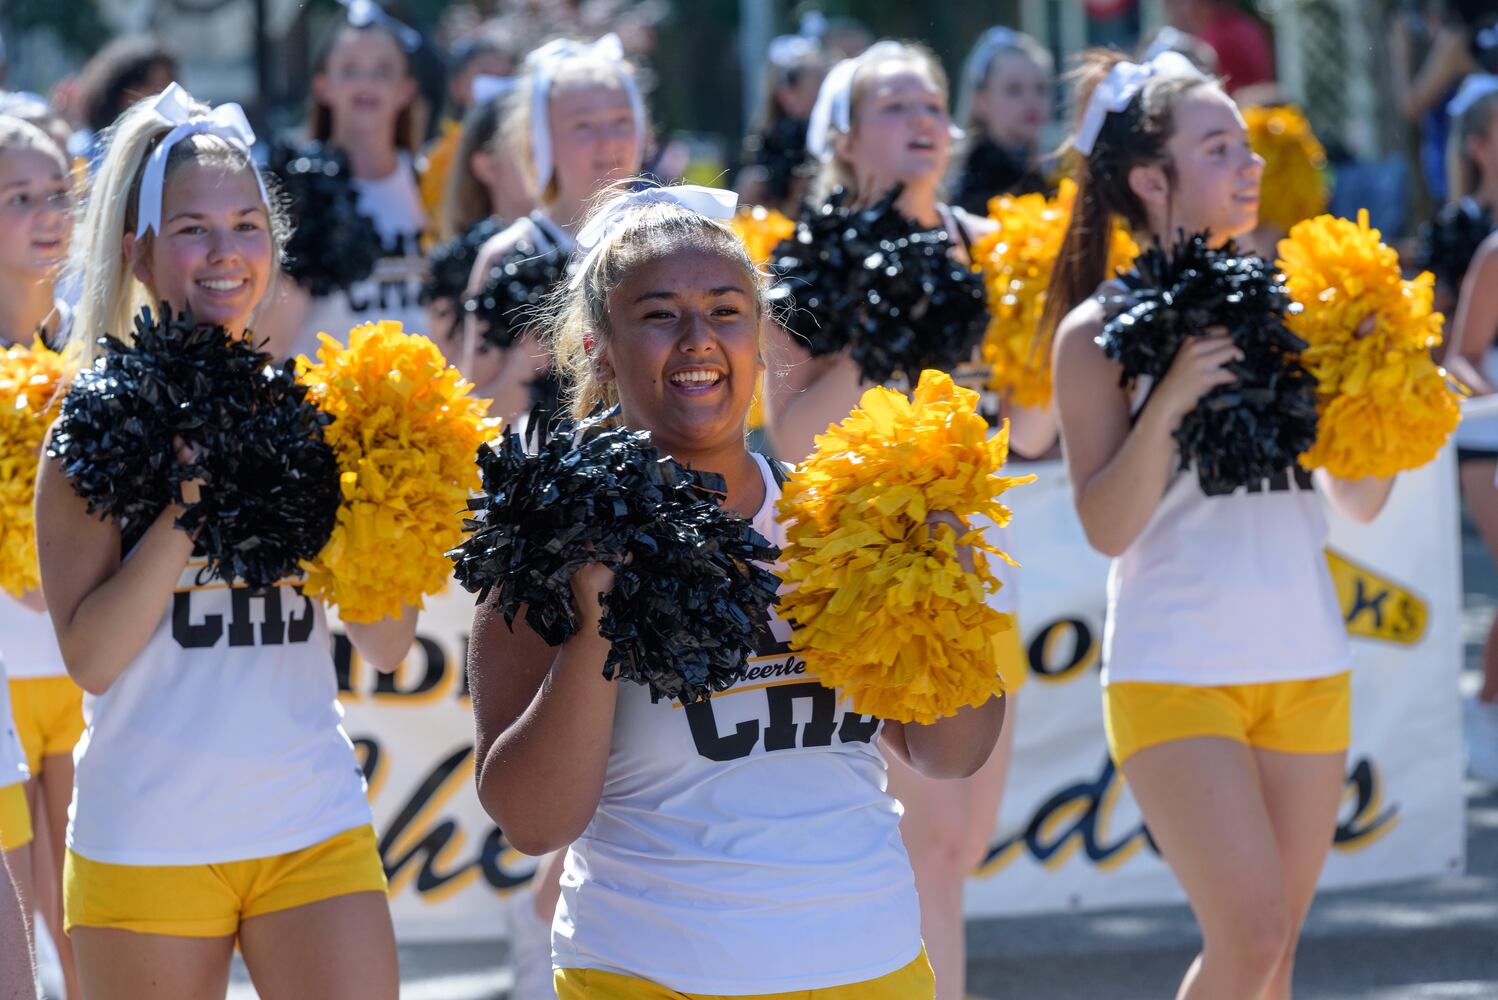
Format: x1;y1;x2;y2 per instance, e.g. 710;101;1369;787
762;40;1042;1000
462;34;645;425
0;114;80;999
735;26;828;215
420;80;530;359
949;26;1054;216
1046;51;1395;998
1419;74;1498;312
417;23;520;224
470;182;1006;999
437;76;532;243
0;657;31;966
33;84;414;999
267;1;430;360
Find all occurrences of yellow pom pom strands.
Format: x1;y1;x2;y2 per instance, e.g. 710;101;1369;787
0;338;72;598
1243;104;1328;234
298;321;497;623
972;179;1137;408
776;370;1035;724
1278;211;1461;479
730;205;796;268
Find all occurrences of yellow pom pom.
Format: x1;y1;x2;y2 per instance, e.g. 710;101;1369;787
776;370;1035;724
417;120;462;226
298;321;498;622
0;339;73;598
730;205;796;268
972;179;1137;408
1243;104;1329;234
1279;210;1461;478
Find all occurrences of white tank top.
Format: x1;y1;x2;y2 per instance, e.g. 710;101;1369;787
0;597;68;679
552;455;922;994
68;557;373;865
295;152;430;359
1103;375;1349;686
0;655;27;788
1455;350;1498;451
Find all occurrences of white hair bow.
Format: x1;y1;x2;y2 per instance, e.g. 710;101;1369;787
525;33;645;192
806;41;963;162
570;184;739;288
134;83;268;239
340;0;421;53
471;73;518;107
1448;74;1498;121
1072;51;1204;156
961;26;1022;95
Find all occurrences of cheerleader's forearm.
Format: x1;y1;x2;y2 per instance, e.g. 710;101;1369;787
470;600;620;857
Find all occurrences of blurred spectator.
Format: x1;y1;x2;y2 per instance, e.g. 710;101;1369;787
70;36;177;162
1392;2;1478;205
1163;0;1275;93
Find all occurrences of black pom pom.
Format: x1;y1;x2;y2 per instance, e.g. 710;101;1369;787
268;141;383;298
448;412;781;703
768;185;988;385
463;240;568;353
421;216;504;307
746;115;812;203
1097;233;1320;495
1415;199;1496;295
47;307;341;588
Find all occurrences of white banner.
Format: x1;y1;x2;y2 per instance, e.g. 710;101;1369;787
335;451;1466;940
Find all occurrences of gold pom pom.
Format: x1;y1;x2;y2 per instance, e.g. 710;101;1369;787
730;205;796;268
0;339;73;598
776;370;1035;724
1243;104;1329;234
972;179;1137;408
299;321;497;622
1279;210;1461;478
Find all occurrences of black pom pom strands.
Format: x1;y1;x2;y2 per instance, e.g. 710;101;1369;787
464;240;567;354
768;185;988;385
1416;199;1496;296
269;142;382;298
1096;233;1320;495
448;412;781;704
420;217;503;307
47;307;340;588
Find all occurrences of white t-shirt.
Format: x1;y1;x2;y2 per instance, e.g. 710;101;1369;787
0;654;27;789
1103;375;1350;687
67;558;372;865
0;597;67;679
295;152;430;359
552;455;922;994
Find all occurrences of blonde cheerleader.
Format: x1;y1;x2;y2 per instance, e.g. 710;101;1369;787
34;84;415;1000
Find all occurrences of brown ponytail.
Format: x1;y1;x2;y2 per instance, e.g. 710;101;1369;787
1038;48;1211;357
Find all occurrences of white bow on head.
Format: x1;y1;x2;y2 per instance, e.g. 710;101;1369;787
806;40;963;163
340;0;421;53
471;73;518;107
961;26;1022;95
525;33;645;193
134;83;268;239
1449;74;1498;121
570;184;739;288
1072;51;1205;156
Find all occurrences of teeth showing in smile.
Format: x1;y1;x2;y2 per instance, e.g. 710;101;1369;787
670;370;722;386
199;279;243;291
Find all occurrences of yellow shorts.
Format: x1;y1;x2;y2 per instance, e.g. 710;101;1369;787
10;675;86;775
0;782;32;852
555;948;934;999
1104;671;1352;765
64;824;388;938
